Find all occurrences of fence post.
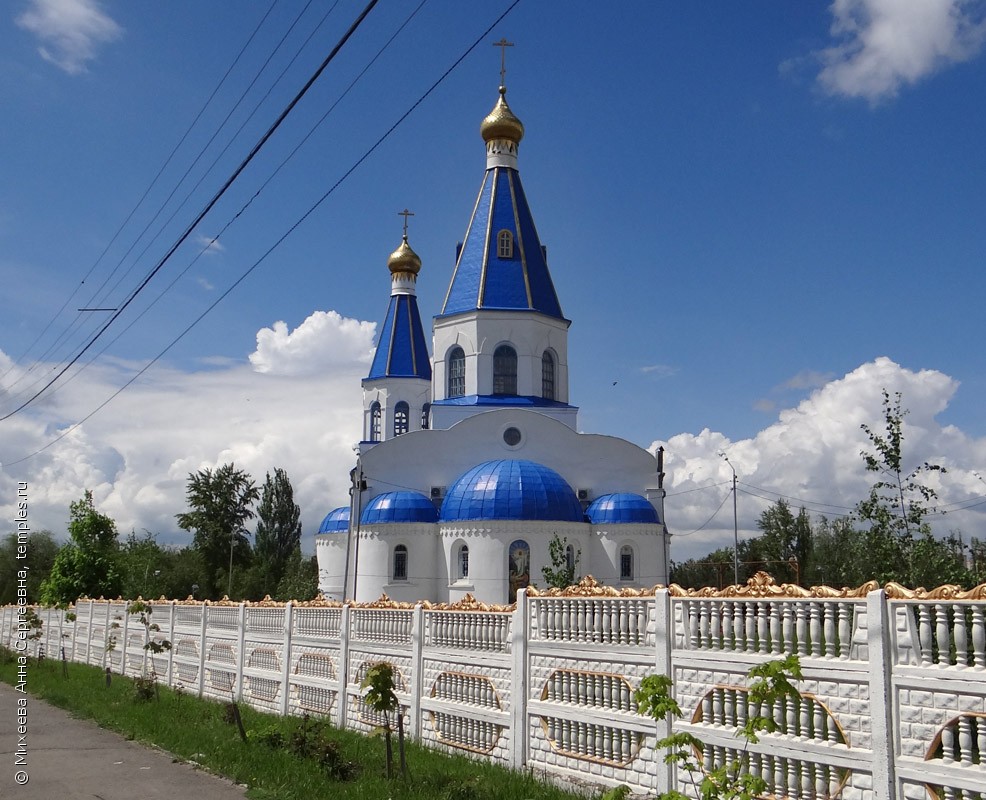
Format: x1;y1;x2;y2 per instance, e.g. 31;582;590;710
867;589;897;799
280;601;294;716
197;603;208;697
166;601;177;687
337;604;351;729
235;603;247;702
654;590;674;795
101;602;111;670
120;601;131;676
410;604;424;740
510;589;529;769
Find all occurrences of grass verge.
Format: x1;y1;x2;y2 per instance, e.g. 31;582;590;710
0;650;589;800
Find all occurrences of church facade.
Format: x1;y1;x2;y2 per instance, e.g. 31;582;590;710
315;80;670;604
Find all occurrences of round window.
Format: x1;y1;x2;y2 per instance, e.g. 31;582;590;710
502;427;522;447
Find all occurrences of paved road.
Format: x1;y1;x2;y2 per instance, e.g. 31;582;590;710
0;682;248;799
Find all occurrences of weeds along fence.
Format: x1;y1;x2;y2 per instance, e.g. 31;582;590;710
3;573;986;800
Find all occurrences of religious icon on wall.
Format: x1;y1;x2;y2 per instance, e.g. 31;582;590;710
508;539;530;602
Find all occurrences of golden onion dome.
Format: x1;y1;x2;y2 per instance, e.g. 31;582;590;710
387;236;422;275
480;86;524;144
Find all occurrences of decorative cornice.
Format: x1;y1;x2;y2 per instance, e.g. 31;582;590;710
884;582;986;600
527;575;657;598
666;571;878;599
420;592;514;613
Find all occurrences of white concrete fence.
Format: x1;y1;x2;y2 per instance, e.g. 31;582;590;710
3;574;986;800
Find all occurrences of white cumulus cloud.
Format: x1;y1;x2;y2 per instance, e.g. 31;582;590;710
816;0;986;102
654;357;986;562
16;0;123;75
249;310;375;377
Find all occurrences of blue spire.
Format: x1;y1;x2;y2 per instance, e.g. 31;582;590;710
366;293;431;380
439;89;564;320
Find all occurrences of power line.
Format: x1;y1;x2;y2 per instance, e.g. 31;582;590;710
0;1;280;387
0;0;382;424
3;0;522;465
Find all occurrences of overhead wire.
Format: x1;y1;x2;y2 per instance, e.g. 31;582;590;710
3;0;523;465
0;0;382;424
35;0;431;406
0;0;280;386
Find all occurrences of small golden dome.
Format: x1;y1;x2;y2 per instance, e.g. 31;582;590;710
480;86;524;144
387;236;421;275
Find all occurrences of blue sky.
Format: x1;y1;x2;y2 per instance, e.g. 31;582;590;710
2;0;986;565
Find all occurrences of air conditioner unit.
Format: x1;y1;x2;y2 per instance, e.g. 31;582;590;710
430;486;446;499
577;488;590;501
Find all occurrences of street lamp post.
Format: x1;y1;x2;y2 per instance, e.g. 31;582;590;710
719;451;739;586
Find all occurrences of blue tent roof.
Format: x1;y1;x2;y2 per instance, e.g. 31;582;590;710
317;506;350;534
366;293;431;381
361;491;438;524
586;493;659;525
439;167;564;320
440;459;583;522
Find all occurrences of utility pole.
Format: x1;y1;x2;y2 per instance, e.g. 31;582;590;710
719;451;739;586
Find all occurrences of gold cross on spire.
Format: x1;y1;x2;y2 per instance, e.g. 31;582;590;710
398;208;414;239
492;38;514;88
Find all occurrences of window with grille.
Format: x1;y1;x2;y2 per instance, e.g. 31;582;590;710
393;545;408;581
493;345;517;395
497;229;513;259
620;546;634;581
370;402;381;441
448;347;465;398
394;401;409;436
421;403;430;430
542;351;555;400
458;545;469;579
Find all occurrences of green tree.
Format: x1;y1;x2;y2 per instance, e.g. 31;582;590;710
360;662;407;779
254;468;302;596
670;548;735;590
855;390;947;584
0;529;58;604
540;533;581;589
749;500;813;585
274;548;319;601
856;390;946;538
176;463;259;599
40;492;121;604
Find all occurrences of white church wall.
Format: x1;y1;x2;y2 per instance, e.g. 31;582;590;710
10;579;986;800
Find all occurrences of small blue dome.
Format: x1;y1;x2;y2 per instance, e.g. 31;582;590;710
361;491;438;524
586;493;659;524
318;506;350;534
440;459;584;522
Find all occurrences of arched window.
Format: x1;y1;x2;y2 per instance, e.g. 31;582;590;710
370;402;381;442
458;544;469;580
393;545;408;581
542;351;555;400
394;401;409;436
620;545;634;581
447;347;465;398
421;402;430;430
493;345;517;395
497;229;514;259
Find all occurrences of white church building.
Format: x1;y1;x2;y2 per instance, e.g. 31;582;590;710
315;78;670;605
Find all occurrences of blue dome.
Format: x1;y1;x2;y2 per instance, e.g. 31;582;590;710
440;459;584;522
586;493;659;524
317;506;350;534
361;491;438;524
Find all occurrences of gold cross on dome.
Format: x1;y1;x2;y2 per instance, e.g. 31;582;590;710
398;208;414;238
493;38;514;87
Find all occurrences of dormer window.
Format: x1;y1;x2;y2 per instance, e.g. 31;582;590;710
497;229;514;259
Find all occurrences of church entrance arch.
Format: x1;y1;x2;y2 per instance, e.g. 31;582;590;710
508;539;530;602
